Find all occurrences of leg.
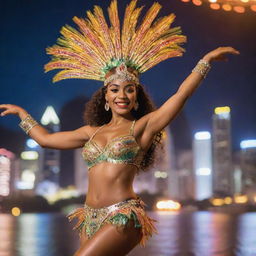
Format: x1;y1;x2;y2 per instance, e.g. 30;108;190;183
79;225;88;246
74;220;142;256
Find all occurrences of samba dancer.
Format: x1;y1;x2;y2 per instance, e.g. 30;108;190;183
0;1;239;255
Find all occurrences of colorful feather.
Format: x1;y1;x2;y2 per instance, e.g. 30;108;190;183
44;0;186;83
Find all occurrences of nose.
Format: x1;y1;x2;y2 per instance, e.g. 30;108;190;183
118;89;127;99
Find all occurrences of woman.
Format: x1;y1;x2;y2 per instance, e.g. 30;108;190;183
0;0;239;255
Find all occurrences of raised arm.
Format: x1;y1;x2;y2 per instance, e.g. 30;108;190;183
141;46;240;136
0;104;90;149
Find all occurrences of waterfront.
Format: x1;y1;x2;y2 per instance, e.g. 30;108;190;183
1;211;256;256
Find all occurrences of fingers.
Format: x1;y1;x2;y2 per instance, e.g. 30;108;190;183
219;46;240;55
0;104;18;116
0;105;8;116
0;104;13;110
0;110;11;116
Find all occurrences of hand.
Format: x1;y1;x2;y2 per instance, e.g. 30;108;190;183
202;46;240;63
0;104;28;120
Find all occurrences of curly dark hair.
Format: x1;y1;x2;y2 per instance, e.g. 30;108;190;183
83;84;163;171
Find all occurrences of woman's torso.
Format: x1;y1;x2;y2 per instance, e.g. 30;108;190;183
82;120;144;208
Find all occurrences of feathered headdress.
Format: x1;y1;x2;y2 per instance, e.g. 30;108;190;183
44;0;186;85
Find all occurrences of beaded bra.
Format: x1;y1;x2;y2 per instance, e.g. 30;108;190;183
82;120;144;170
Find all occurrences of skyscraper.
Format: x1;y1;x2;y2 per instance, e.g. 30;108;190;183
212;106;233;196
74;148;88;195
36;106;60;196
240;140;256;199
193;131;213;200
0;149;16;197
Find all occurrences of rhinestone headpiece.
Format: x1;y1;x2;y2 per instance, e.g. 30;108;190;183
104;63;139;86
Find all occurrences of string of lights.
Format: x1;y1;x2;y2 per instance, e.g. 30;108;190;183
180;0;256;13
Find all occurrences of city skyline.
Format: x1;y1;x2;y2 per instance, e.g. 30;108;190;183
2;104;255;200
0;0;256;151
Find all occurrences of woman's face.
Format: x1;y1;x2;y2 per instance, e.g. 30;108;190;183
105;79;137;115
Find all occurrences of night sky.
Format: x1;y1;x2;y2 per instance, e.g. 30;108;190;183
1;0;256;152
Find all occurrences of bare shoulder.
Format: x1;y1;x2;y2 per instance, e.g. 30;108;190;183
73;125;93;141
77;124;102;139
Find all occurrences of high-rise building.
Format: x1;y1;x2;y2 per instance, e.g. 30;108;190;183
212;106;233;196
133;127;173;196
74;148;88;195
18;150;39;191
176;150;194;200
36;106;60;196
0;149;16;197
193;131;213;200
240;140;256;199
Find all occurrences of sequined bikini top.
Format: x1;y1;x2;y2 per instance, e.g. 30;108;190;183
82;120;144;170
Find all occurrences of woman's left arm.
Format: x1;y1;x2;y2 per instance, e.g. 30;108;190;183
144;46;240;135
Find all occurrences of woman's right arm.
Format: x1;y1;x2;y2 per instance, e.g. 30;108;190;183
0;104;90;150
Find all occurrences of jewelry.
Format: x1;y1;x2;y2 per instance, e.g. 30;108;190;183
134;101;139;111
44;0;186;85
19;115;38;134
105;102;110;111
104;63;139;86
192;59;211;78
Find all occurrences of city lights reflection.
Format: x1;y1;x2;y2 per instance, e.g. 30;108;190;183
0;215;15;254
234;195;248;204
1;212;256;255
156;200;181;211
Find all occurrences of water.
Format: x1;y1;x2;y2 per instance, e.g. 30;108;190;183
1;211;256;256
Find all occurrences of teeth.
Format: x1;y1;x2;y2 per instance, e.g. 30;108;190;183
117;102;129;106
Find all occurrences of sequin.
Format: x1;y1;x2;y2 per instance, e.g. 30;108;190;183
82;120;144;170
67;198;157;247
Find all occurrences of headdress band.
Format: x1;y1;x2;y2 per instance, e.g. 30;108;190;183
104;63;139;86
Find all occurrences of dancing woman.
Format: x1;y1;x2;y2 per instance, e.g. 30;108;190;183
0;1;239;255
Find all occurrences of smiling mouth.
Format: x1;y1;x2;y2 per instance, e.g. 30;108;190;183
115;102;130;107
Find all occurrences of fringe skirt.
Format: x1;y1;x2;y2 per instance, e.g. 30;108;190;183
67;197;157;247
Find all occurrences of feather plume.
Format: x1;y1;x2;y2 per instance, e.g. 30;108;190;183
44;0;186;83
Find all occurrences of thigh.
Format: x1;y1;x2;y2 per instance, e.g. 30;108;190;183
74;220;142;256
79;225;88;246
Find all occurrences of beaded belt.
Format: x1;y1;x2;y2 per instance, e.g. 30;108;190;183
84;198;141;220
83;198;142;236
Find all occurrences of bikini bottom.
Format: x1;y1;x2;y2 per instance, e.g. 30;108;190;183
67;197;157;247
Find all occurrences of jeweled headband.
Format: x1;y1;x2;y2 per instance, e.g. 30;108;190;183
44;0;186;85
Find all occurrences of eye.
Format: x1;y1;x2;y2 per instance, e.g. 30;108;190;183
110;89;118;93
127;88;135;93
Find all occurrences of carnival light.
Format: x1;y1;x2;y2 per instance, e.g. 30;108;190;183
179;0;256;13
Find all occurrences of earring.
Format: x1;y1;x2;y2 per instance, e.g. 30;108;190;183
105;102;110;111
134;101;139;111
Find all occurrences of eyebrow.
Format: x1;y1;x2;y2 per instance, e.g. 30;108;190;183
109;83;135;88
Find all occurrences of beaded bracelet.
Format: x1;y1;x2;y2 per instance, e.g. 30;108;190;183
19;114;38;134
192;59;211;78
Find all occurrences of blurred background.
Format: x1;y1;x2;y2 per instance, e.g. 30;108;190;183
0;0;256;255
